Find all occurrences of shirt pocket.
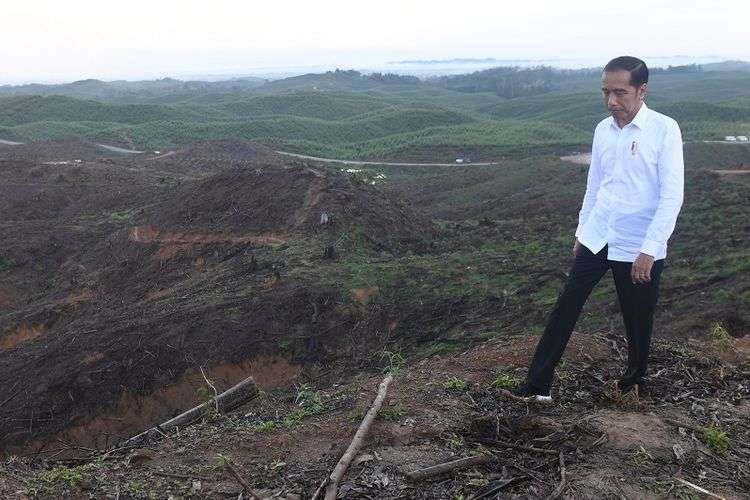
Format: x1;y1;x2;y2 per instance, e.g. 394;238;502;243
625;137;659;186
635;140;658;169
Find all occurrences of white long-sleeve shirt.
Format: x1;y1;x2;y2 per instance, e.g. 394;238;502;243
575;103;684;262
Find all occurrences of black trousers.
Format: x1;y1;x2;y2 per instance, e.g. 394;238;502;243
527;244;664;392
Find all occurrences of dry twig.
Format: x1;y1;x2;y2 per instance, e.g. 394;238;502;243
225;461;262;500
675;477;727;500
476;437;558;456
313;373;394;500
200;365;220;414
544;451;566;500
406;454;493;482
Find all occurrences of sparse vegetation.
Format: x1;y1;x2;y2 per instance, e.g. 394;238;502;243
443;376;469;392
380;404;404;422
628;446;655;468
492;372;519;390
701;426;730;454
708;323;732;350
348;408;366;422
381;350;406;374
248;385;325;432
38;464;93;490
108;210;133;221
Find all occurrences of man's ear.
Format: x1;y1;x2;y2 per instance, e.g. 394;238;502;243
639;83;648;100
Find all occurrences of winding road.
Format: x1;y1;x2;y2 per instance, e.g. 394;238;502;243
274;150;500;167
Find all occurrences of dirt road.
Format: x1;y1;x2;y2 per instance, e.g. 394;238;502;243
275;150;500;167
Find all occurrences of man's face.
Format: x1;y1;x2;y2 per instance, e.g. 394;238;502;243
601;69;647;126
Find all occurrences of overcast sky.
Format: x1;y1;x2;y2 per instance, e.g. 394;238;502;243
1;0;748;84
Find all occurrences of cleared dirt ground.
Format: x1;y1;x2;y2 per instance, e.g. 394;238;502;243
0;139;747;499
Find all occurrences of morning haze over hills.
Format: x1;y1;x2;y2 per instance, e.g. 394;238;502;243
1;50;749;499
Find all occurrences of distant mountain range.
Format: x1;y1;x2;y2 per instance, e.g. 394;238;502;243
702;60;750;71
391;57;750;71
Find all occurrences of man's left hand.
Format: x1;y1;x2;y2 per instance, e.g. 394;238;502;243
631;253;655;284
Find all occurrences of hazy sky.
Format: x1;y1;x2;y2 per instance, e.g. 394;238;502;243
1;0;748;84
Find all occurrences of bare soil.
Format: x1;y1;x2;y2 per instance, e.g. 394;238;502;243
0;139;434;453
0;139;747;499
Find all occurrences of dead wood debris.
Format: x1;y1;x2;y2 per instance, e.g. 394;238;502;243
312;372;394;500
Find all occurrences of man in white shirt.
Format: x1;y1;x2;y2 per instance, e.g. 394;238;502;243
512;56;684;403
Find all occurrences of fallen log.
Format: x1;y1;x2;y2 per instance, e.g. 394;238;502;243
121;375;258;447
407;454;493;482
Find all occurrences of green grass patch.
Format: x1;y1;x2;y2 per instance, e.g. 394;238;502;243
442;376;469;392
701;426;730;454
492;372;519;390
380;404;405;422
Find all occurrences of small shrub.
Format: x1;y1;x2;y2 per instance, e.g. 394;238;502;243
708;323;732;350
282;399;323;428
628;446;654;467
381;350;406;374
444;433;465;450
40;465;89;489
211;453;233;470
442;376;468;392
380;404;404;422
108;210;133;221
250;420;279;432
492;372;518;389
701;426;729;454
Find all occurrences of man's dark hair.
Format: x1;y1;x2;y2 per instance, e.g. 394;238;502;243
604;56;649;87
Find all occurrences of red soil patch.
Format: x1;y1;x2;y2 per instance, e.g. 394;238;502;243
0;324;45;350
350;286;380;306
81;352;105;365
0;290;15;308
689;336;750;365
144;288;175;301
35;356;302;451
60;289;94;311
155;243;192;261
129;225;287;246
128;225;288;262
292;176;325;227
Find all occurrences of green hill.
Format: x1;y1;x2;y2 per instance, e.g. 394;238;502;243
2;65;750;158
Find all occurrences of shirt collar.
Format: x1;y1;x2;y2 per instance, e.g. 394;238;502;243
608;102;649;130
630;102;649;129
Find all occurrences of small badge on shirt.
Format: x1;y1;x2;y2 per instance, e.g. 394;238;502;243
631;141;638;156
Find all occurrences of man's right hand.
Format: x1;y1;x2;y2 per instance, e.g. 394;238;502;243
573;239;581;257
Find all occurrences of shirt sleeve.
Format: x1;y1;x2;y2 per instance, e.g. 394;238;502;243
639;121;685;257
575;128;603;238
